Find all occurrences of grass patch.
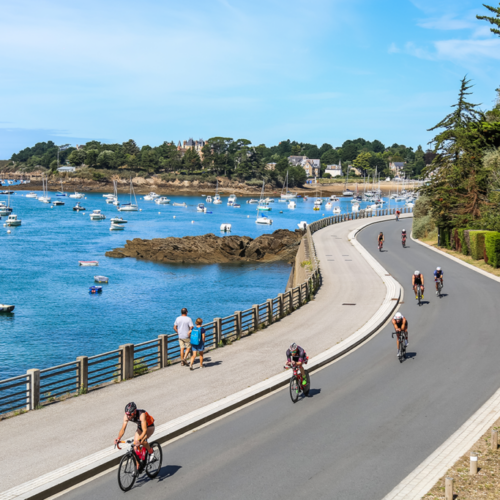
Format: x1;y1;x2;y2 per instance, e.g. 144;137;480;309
424;417;500;499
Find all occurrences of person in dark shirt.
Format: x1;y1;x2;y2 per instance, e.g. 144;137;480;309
286;343;308;385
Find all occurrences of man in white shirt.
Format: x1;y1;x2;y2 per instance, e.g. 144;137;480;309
174;308;194;366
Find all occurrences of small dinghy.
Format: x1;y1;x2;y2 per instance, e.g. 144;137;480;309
79;261;99;266
89;286;103;294
52;200;65;206
73;203;86;211
110;223;125;230
173;202;187;207
220;224;232;232
110;217;127;224
94;276;109;283
0;304;15;313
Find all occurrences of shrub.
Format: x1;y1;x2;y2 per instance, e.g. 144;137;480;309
322;173;332;179
413;214;435;239
245;179;265;187
485;232;500;268
439;227;451;249
457;228;468;255
464;230;471;255
468;230;492;260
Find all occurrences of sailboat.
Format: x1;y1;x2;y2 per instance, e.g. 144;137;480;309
38;177;51;203
57;180;67;197
117;178;139;211
213;180;222;204
256;181;273;224
280;171;297;199
342;162;354;197
0;191;13;216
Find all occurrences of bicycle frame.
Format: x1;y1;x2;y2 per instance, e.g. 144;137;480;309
116;440;147;468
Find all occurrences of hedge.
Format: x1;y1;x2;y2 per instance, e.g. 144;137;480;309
468;231;492;260
457;228;468;255
485;232;500;268
439;227;451;249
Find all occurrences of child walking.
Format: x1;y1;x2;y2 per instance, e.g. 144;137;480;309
189;318;206;370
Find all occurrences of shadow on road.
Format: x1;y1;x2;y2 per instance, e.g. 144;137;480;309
405;352;417;360
307;388;321;397
157;465;182;482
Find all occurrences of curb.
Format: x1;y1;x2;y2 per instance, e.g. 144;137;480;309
1;215;403;500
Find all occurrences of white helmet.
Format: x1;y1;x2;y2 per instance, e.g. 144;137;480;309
402;229;406;232
414;270;420;275
436;267;441;271
394;312;403;320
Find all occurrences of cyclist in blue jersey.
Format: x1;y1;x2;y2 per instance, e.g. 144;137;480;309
286;343;308;385
434;267;444;294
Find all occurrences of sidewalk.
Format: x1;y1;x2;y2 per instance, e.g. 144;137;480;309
0;214;400;493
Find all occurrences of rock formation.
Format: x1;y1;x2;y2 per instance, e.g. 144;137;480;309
105;229;304;264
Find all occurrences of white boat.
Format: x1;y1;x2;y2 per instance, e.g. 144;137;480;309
79;260;99;266
52;200;65;206
90;210;106;220
69;192;85;199
314;198;323;206
117;178;139;211
342;189;354;197
297;221;307;230
155;197;170;205
4;214;21;226
25;192;37;199
325;202;332;209
94;276;109;283
257;202;271;211
0;304;15;313
106;196;117;204
278;199;288;203
38;177;51;203
206;196;212;203
264;198;275;203
333;207;341;214
213;180;222;204
144;192;159;201
256;216;273;225
227;194;237;206
103;193;114;198
110;217;127;224
172;202;187;207
352;202;360;212
405;201;415;208
0;198;13;216
280;171;297;199
197;203;206;212
57;180;67;197
110;223;125;230
247;199;259;204
288;201;296;209
220;224;232;232
329;195;339;201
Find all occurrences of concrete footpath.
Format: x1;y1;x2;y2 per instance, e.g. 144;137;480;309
0;214;404;495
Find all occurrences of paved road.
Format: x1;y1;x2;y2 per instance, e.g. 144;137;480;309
61;219;500;500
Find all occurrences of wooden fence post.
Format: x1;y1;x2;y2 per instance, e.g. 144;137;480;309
214;317;222;345
235;311;242;339
26;369;40;411
278;293;284;318
158;334;169;368
119;344;134;380
76;356;88;392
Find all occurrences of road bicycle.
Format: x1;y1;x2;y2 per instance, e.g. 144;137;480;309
378;240;383;252
285;361;310;403
392;330;407;363
402;235;406;248
115;438;162;491
436;280;443;298
415;285;423;306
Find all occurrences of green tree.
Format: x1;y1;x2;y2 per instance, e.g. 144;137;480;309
321;148;340;165
477;2;500;36
85;149;99;168
49;159;58;171
288;165;307;186
353;152;372;175
67;149;86;166
97;150;115;169
183;148;202;172
291;144;301;156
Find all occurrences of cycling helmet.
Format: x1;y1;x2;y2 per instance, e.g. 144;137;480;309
289;343;298;353
402;229;406;232
436;267;441;271
414;270;420;275
125;402;137;415
394;312;403;320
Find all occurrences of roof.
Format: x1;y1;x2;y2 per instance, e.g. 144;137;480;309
57;166;76;172
186;138;195;146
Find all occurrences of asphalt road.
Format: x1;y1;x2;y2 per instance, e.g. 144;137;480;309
61;219;500;500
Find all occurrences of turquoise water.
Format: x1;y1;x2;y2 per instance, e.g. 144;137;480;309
0;187;407;379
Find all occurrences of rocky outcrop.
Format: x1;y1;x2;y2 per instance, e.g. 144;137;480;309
105;229;304;264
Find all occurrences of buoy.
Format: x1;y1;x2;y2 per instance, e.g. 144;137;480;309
85;197;87;199
158;212;161;215
140;209;142;211
173;216;176;219
7;229;11;233
191;221;194;224
247;215;249;218
51;206;53;209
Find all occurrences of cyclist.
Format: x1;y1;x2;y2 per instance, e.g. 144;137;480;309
378;231;384;250
115;402;155;464
395;210;401;221
412;270;424;299
434;266;444;294
401;229;407;246
286;343;308;385
392;312;408;356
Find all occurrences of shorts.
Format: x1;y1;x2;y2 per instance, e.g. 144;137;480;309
136;423;155;434
291;356;307;364
192;342;205;353
179;338;191;348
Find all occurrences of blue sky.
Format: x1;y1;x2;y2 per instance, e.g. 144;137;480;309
1;0;499;158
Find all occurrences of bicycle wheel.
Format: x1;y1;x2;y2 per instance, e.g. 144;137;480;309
145;442;162;479
118;453;137;492
417;287;422;305
290;376;299;403
399;345;406;363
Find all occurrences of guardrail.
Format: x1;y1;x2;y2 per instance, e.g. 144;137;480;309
0;206;412;417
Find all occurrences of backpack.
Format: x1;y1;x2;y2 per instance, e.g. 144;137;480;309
191;326;202;345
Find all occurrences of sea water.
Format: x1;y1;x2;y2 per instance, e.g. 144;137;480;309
0;189;408;378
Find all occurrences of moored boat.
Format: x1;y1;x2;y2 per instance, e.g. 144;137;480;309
155;197;170;205
79;260;99;266
0;304;15;313
90;210;106;220
4;214;21;226
94;276;109;283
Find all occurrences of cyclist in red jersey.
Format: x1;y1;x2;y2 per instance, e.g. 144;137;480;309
115;402;155;463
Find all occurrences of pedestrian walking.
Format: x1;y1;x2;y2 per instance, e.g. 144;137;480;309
189;318;206;370
174;308;193;366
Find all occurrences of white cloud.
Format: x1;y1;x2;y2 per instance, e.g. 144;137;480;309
388;42;400;54
434;39;500;62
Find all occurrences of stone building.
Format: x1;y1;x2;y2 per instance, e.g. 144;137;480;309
177;138;206;158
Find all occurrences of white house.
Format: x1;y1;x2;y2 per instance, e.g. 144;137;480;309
324;165;342;177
